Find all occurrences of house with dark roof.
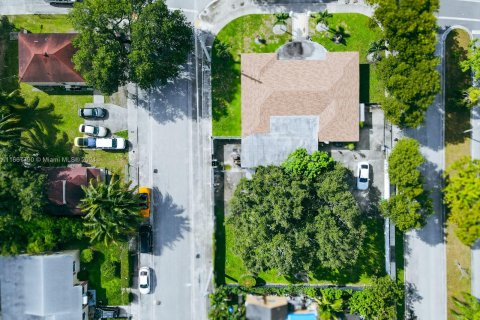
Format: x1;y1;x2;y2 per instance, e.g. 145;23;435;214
18;33;85;87
0;250;89;320
45;166;105;215
241;40;360;168
246;295;289;320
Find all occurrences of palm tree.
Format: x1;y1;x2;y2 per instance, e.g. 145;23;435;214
315;293;344;320
0;113;23;146
80;176;143;244
367;40;388;63
452;292;480;319
274;13;290;26
331;25;348;45
312;10;333;31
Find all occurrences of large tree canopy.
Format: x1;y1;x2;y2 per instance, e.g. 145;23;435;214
373;0;440;127
381;138;431;231
69;0;193;94
444;157;480;246
227;150;366;276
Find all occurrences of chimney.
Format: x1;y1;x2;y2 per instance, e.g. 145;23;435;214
44;52;49;57
262;295;267;305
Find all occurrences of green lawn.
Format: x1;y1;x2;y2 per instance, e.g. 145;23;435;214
444;28;472;318
74;241;131;305
0;15;128;176
8;14;74;33
212;13;384;137
215;206;385;286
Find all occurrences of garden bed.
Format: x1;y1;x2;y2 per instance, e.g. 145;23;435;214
77;241;132;305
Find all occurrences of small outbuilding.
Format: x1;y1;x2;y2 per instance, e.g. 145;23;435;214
18;33;85;87
246;295;289;320
45;166;105;215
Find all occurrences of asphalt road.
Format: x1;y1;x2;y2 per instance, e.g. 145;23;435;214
438;0;480;31
129;36;213;320
0;0;70;14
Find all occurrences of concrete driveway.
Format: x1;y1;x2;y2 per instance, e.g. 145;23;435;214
83;103;127;135
330;106;385;212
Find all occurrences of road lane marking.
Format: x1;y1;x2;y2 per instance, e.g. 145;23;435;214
438;16;480;22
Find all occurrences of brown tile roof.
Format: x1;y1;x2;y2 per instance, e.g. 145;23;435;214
45;167;102;215
241;52;359;142
18;33;84;83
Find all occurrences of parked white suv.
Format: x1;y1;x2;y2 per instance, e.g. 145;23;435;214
74;137;126;150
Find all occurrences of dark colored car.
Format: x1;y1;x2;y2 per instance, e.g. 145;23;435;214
78;107;106;119
139;224;153;253
94;306;120;319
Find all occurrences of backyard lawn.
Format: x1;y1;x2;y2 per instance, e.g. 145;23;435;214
444;28;472;317
0;15;128;176
212;13;384;137
70;240;132;306
214;206;385;286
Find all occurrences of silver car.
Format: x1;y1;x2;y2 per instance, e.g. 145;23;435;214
78;124;108;137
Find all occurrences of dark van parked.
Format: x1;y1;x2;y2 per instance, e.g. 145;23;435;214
139;224;153;253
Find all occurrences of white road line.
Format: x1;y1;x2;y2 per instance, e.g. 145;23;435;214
456;0;480;3
472;30;480;34
438;16;480;22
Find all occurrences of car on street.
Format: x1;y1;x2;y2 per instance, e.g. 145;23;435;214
93;306;120;319
44;0;76;3
74;137;126;150
78;124;108;137
357;162;370;190
139;224;153;254
78;107;106;119
138;267;151;294
139;186;151;218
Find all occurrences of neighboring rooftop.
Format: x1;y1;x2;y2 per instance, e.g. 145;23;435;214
246;295;289;320
45;166;104;215
241;42;359;167
18;33;84;84
0;251;84;320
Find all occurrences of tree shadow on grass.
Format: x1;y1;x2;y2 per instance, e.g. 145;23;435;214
214;204;227;286
83;250;108;304
360;64;370;104
310;216;385;285
0;16;19;93
445;29;472;146
211;39;240;122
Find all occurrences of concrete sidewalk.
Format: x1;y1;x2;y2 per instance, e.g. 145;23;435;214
471;106;480;300
196;0;373;34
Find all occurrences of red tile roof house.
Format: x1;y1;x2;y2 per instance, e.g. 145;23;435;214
18;33;85;87
45;167;106;215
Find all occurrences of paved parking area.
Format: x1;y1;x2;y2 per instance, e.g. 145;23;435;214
84;103;127;135
330;106;386;211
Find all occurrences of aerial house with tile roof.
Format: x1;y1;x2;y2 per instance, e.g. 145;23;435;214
241;40;360;168
18;33;85;87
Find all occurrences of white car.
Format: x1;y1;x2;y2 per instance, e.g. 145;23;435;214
357;162;370;190
74;137;126;150
78;124;108;137
138;267;151;294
